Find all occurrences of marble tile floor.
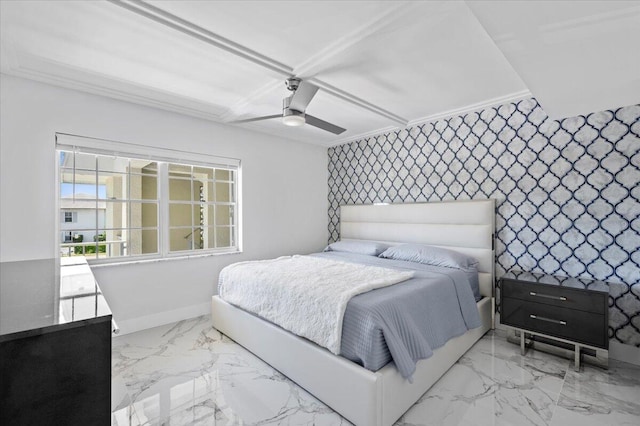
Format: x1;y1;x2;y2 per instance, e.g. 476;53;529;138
112;315;640;426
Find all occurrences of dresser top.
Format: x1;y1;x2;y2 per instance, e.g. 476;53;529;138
0;257;111;341
502;270;610;293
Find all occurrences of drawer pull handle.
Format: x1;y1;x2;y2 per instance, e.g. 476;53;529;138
530;314;566;325
529;291;567;301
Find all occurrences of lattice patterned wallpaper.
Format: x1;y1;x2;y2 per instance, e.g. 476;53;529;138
327;98;640;346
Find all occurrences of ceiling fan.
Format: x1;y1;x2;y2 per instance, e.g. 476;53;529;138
231;78;346;135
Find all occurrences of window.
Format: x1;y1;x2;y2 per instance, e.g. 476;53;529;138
57;134;240;263
63;211;76;223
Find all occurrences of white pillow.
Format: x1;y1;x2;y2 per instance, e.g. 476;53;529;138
379;243;478;270
324;240;390;256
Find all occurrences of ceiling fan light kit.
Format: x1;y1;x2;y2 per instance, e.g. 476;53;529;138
282;113;305;127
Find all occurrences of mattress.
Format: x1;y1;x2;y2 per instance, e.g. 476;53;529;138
310;252;481;379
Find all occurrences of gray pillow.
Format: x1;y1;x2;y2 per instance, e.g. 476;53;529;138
379;243;479;270
324;240;390;256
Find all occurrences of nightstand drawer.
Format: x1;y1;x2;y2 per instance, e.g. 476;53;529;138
502;298;607;349
501;279;606;314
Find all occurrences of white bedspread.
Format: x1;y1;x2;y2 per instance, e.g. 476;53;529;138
218;255;414;354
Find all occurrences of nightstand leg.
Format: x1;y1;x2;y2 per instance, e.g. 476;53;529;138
574;345;581;371
520;331;526;355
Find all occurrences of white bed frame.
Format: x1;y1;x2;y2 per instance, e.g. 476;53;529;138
211;199;495;426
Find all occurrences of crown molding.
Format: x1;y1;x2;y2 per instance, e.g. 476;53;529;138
406;90;533;127
327;125;400;147
2;51;227;123
329;90;533;147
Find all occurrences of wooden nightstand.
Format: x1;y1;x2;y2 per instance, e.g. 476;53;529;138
500;270;609;371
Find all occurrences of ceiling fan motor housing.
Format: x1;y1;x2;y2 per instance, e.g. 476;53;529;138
285;77;301;92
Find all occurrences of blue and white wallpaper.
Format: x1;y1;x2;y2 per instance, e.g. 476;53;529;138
328;98;640;347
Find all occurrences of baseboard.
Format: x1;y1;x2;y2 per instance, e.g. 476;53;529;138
112;302;211;336
609;340;640;366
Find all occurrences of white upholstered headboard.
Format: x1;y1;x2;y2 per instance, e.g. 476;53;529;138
340;199;495;298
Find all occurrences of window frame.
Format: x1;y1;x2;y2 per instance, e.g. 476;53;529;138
55;133;241;265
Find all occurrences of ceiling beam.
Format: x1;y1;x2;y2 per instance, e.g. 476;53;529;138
109;0;408;127
310;79;407;126
108;0;293;76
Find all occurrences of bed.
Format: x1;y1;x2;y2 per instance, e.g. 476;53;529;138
211;199;495;426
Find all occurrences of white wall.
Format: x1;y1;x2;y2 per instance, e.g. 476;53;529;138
0;74;328;334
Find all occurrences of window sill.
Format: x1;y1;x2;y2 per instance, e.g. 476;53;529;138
87;250;243;269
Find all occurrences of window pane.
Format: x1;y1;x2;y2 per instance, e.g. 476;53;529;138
98;156;128;173
229;183;236;203
216;205;232;225
169;164;191;176
59;230;112;259
60;168;74;185
195;203;206;227
194;181;207;202
169;203;192;227
169;228;193;251
169;178;193;201
204;182;214;202
130;159;158;174
191;227;204;250
140;175;157;200
74;153;97;171
100;171;128;200
193;167;213;180
92;233;109;260
60;206;99;231
204;227;214;250
216;226;231;248
74;168;98;187
142;229;158;254
105;201;127;229
216;182;231;202
129;174;143;201
135;202;158;227
60;230;97;257
204;204;214;226
129;202;157;228
58;150;73;168
215;169;230;181
60;168;98;199
98;229;126;258
129;229;159;255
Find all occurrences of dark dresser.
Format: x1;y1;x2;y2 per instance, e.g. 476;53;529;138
500;270;609;370
0;257;112;426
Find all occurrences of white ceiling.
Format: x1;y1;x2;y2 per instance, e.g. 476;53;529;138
1;1;638;147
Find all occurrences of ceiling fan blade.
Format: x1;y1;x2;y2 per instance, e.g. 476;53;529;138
305;114;346;135
230;114;281;124
289;81;319;112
